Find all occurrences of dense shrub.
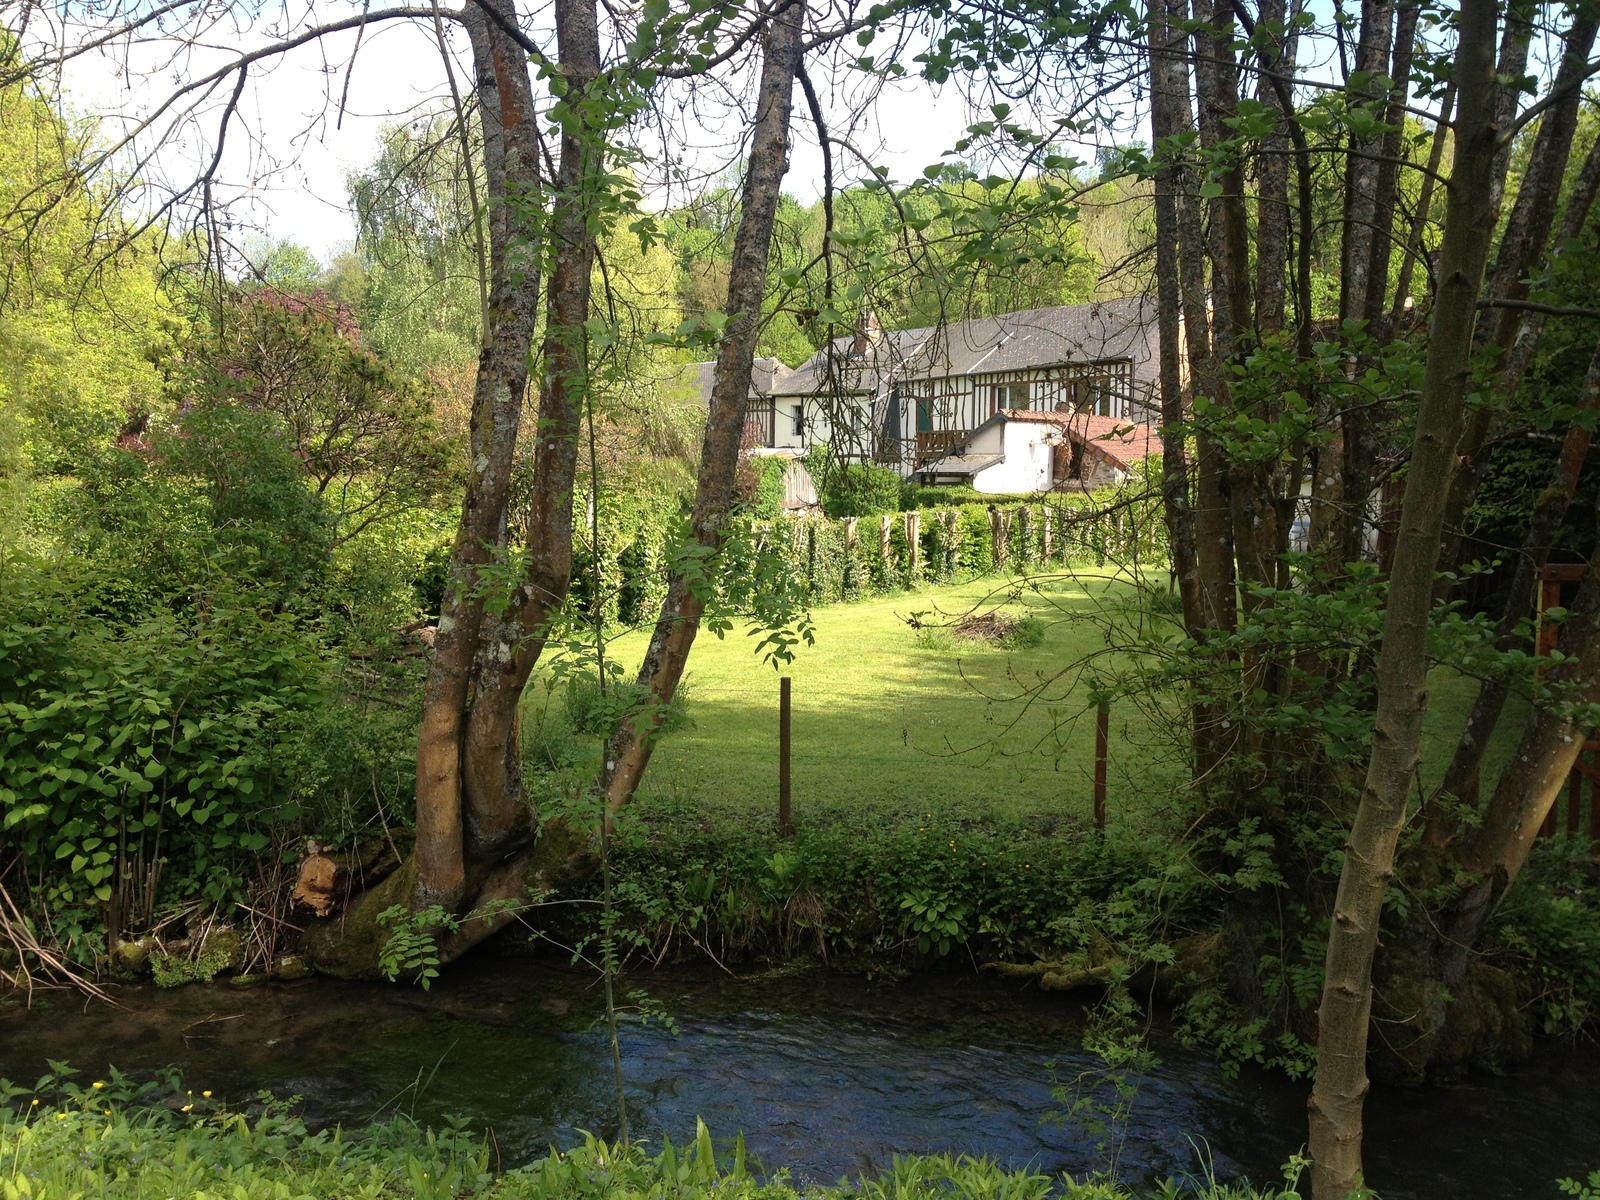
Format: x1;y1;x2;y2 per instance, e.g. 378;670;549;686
902;484;1045;509
819;463;903;518
955;505;995;576
0;560;328;958
543;798;1201;971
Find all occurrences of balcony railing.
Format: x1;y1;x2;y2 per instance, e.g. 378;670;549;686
915;430;962;462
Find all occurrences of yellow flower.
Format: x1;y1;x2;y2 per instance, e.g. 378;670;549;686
55;1113;66;1121
30;1099;37;1106
91;1082;104;1090
202;1091;211;1098
182;1104;193;1113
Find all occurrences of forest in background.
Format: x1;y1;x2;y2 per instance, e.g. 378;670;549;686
8;0;1600;1191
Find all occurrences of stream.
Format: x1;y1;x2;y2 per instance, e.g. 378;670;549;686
1;958;1595;1197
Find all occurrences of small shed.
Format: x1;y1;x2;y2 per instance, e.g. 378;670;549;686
921;410;1160;494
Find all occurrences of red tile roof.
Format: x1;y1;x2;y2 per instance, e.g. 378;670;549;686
996;410;1162;472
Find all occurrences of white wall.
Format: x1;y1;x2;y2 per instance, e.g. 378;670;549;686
971;420;1053;494
772;399;807;449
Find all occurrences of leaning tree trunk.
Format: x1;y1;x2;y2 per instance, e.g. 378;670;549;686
601;0;806;812
1451;517;1600;926
1428;330;1600;837
1431;6;1592;587
411;0;546;914
307;0;609;976
1375;485;1600;1082
1305;0;1500;1192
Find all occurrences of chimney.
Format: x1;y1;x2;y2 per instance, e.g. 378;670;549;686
851;311;883;356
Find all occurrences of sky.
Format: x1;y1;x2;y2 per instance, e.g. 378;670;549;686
55;6;986;266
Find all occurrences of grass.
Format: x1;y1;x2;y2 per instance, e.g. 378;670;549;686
524;568;1532;825
1;1086;1314;1200
595;573;1180;825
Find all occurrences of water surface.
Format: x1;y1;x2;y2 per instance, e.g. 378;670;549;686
1;958;1594;1198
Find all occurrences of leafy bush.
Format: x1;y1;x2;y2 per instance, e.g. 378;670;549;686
0;558;328;956
1001;615;1047;650
543;799;1199;972
903;485;1046;509
819;463;902;518
1490;840;1600;1034
955;505;995;576
521;672;694;773
739;455;788;520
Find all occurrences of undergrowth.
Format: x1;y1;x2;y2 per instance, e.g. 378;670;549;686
0;1069;1325;1200
534;797;1211;977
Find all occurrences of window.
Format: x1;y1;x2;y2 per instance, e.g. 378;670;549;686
992;382;1029;413
790;403;804;437
1076;376;1112;417
1063;359;1132;418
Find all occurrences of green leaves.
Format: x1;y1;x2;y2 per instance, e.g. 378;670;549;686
0;559;325;919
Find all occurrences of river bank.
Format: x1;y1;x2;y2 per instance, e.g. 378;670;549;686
2;959;1597;1197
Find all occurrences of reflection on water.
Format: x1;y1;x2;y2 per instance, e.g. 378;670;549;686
0;958;1595;1198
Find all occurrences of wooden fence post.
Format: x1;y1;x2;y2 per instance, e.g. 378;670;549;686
879;513;893;566
1042;507;1053;563
779;676;792;838
989;505;1006;567
905;510;921;577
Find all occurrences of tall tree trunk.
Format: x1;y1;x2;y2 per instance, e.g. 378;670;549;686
1306;0;1500;1191
1431;7;1591;585
1359;0;1418;337
307;0;612;977
1251;0;1295;337
1338;0;1395;327
1163;0;1234;647
1387;79;1453;330
1149;0;1203;639
600;0;806;811
412;0;545;911
1194;0;1272;606
458;0;602;871
1334;0;1394;569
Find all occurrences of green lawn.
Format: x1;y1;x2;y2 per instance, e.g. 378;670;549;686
526;575;1526;824
592;574;1182;825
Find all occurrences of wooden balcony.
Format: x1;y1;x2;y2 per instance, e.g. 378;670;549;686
915;430;962;463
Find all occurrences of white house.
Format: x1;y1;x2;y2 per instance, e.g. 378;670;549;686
921;410;1162;494
762;297;1161;476
682;298;1163;496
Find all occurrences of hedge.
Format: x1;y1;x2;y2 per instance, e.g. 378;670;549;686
594;472;1166;626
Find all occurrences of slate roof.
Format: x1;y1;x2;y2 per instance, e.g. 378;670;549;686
685;357;793;406
771;296;1159;397
923;452;1005;477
